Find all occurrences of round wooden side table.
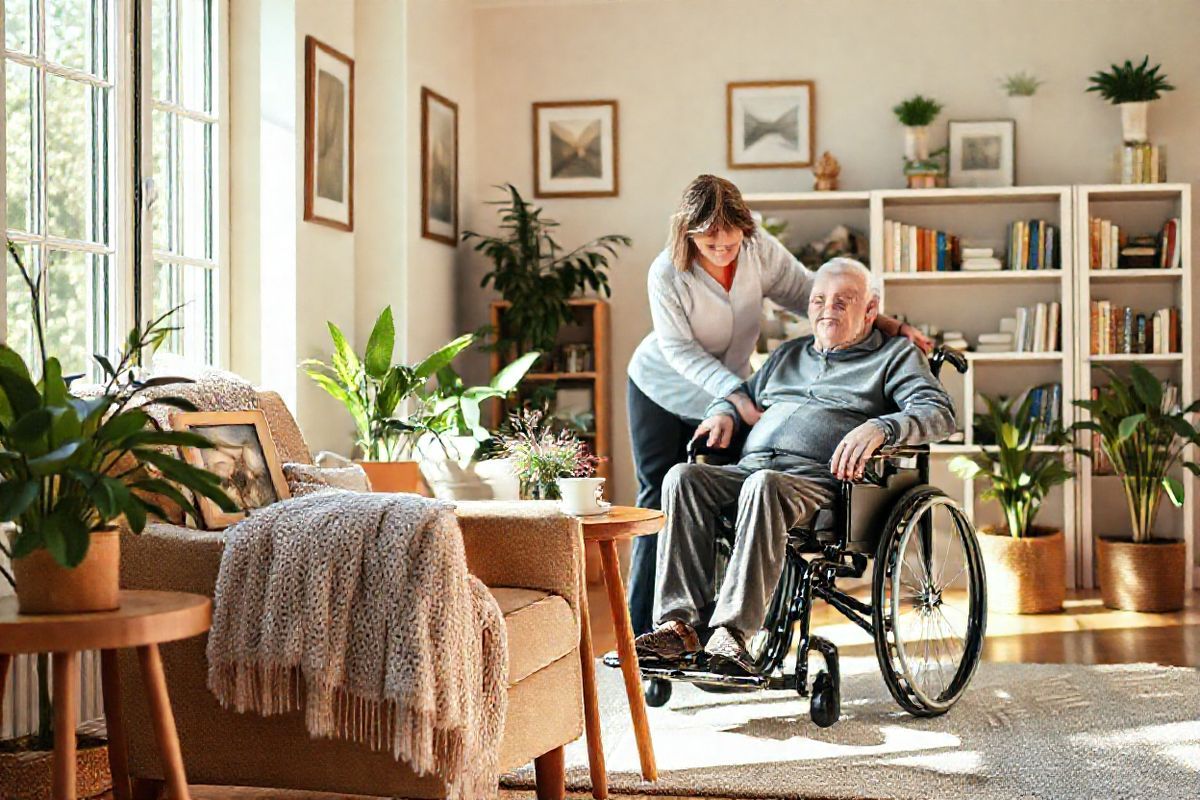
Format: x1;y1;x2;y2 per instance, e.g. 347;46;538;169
0;590;211;800
575;506;665;799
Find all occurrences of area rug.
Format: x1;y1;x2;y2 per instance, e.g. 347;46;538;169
503;658;1200;799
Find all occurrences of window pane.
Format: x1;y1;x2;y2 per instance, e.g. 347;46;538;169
152;109;171;250
6;61;37;235
5;0;33;54
179;0;210;113
4;243;38;368
151;0;172;102
152;261;213;365
45;0;106;79
45;248;109;377
178;116;211;259
45;75;108;244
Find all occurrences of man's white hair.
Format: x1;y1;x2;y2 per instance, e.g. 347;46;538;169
816;257;880;300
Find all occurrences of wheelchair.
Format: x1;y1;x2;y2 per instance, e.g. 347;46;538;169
605;347;987;728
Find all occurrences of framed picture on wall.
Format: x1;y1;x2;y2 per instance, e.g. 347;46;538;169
422;87;459;245
533;100;619;198
948;119;1016;188
303;36;354;231
726;80;815;169
173;410;291;530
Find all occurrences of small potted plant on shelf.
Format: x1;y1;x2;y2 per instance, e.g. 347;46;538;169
892;94;943;172
1001;70;1043;116
462;183;631;357
494;409;599;500
950;390;1073;614
302;306;475;493
1070;365;1199;612
1086;55;1174;143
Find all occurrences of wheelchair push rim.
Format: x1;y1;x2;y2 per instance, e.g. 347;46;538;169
873;486;986;716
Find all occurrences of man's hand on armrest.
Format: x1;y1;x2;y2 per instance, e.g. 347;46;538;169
695;413;737;450
830;421;888;481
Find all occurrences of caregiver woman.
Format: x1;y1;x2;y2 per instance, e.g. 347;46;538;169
624;174;932;636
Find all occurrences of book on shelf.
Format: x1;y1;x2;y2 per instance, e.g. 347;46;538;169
1158;218;1182;269
1120;143;1167;184
1089;301;1180;354
883;220;961;272
1088;217;1126;270
974;303;1060;354
1006;219;1060;270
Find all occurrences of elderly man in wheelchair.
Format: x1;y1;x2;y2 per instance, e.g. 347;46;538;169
627;257;986;727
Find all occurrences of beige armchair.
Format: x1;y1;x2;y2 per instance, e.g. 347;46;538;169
116;391;584;800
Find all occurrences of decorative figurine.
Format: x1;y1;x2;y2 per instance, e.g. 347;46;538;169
813;151;841;191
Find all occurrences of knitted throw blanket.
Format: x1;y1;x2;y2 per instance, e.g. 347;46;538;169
206;490;508;799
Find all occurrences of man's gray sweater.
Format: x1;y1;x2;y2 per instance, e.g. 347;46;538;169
706;329;957;466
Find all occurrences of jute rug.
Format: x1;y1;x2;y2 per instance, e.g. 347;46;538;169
504;658;1200;799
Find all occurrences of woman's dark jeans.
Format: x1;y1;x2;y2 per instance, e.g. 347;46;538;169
626;378;702;636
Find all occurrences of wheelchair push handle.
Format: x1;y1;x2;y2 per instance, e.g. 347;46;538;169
930;346;968;378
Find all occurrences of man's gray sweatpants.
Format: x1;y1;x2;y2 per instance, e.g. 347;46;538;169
654;452;835;639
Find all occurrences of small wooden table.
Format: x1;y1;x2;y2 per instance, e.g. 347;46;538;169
576;506;665;799
0;590;212;800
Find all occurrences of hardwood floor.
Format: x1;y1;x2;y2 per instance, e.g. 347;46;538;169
130;585;1200;800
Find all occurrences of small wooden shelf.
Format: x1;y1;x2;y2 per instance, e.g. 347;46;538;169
883;270;1062;284
875;186;1070;207
966;352;1064;364
523;372;597;381
1087;353;1183;363
1087;268;1183;283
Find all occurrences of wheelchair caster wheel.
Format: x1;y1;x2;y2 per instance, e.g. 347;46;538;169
644;678;672;708
810;671;840;728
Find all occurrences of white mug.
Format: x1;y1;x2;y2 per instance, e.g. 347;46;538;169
557;477;610;516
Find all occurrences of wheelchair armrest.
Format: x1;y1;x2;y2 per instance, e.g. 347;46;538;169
686;435;739;465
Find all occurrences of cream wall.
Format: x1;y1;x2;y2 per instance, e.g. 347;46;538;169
464;0;1200;505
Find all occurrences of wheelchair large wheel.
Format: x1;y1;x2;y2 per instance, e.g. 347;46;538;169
872;485;986;717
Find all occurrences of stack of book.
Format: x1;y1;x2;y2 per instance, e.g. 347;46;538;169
974;303;1061;353
1120;143;1166;184
1089;301;1180;354
1006;220;1060;270
883;220;961;272
1088;217;1124;269
960;247;1002;272
1158;218;1183;269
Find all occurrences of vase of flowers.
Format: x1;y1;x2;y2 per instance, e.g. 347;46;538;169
495;410;599;500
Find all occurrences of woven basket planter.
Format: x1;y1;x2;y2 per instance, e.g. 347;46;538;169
0;723;110;800
1096;537;1186;613
977;526;1065;614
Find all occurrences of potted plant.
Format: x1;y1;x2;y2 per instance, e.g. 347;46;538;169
494;409;599;500
301;307;476;493
1087;55;1174;143
1001;71;1043;116
950;390;1073;614
892;94;943;163
0;243;235;614
413;349;539;500
462;183;631;357
1071;365;1198;612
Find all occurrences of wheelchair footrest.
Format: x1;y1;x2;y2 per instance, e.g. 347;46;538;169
603;650;796;692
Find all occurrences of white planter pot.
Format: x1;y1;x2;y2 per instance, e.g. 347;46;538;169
904;126;930;161
417;434;520;501
1006;94;1033;118
1119;101;1149;143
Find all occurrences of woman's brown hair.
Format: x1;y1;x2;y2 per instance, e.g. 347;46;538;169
667;175;757;271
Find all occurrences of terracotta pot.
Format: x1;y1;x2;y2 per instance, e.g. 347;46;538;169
12;528;121;615
977;526;1065;614
1096;536;1185;612
357;460;430;495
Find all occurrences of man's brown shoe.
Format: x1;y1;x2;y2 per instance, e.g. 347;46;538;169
634;621;701;663
704;626;756;676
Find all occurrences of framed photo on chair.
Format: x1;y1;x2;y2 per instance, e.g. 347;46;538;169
173;410;291;529
303;36;355;231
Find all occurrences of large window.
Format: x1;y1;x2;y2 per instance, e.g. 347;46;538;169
3;0;222;376
5;0;116;377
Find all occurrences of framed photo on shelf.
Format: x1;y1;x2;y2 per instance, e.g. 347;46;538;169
421;87;459;245
173;410;291;530
948;119;1016;188
533;100;619;198
726;80;815;169
303;36;354;231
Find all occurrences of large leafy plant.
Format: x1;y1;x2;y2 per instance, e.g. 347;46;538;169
1070;365;1199;543
302;307;478;460
1087;56;1174;104
419;351;540;443
0;243;235;575
462;184;631;353
950;389;1072;538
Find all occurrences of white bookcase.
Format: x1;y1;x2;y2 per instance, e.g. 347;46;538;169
747;186;1080;588
1073;184;1194;590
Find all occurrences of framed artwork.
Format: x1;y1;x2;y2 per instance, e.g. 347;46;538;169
174;410;291;529
532;100;619;198
421;87;459;245
304;36;355;231
948;119;1016;188
727;80;815;169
